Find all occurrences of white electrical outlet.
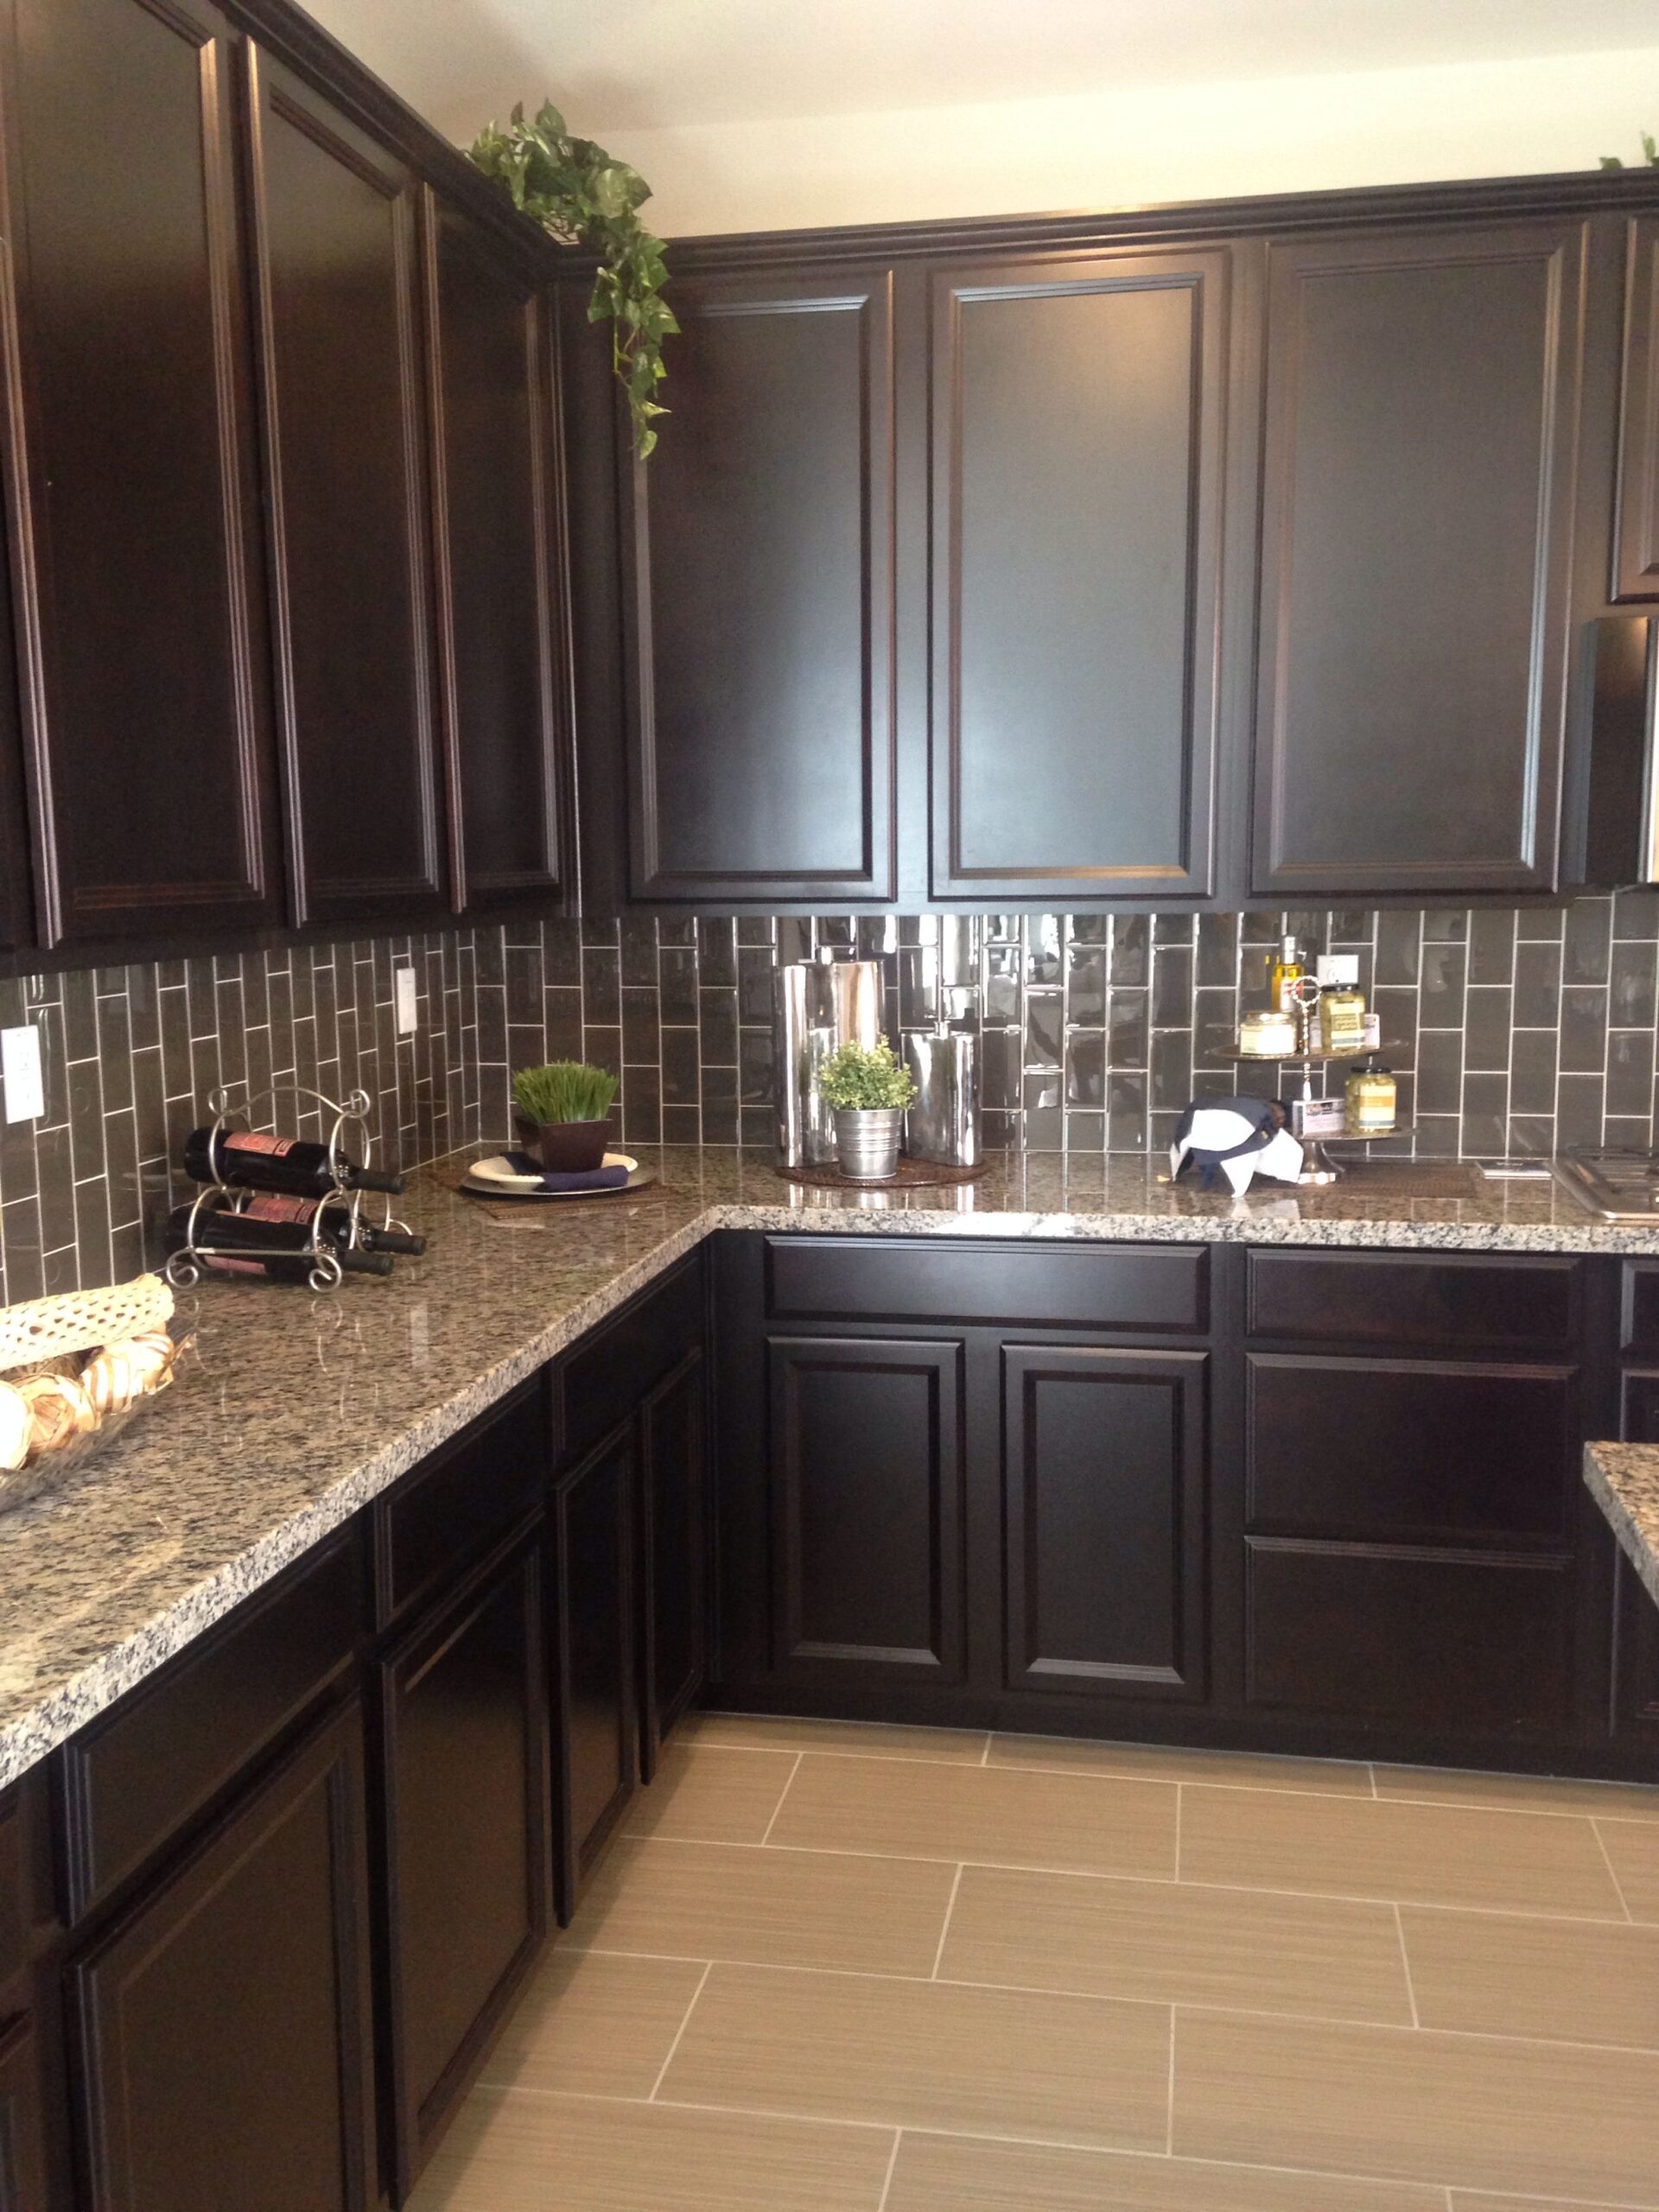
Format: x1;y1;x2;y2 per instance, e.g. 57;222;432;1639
1;1023;44;1122
394;967;418;1036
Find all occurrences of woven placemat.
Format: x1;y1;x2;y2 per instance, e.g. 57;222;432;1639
772;1155;991;1192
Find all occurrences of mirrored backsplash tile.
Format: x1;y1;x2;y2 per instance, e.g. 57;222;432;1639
4;896;1658;1295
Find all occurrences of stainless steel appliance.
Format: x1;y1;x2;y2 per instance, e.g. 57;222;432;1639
1549;1148;1659;1221
772;959;884;1166
903;1025;981;1168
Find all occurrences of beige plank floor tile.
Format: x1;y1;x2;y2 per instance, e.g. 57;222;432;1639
1173;2007;1659;2201
1401;1904;1659;2047
660;1961;1169;2151
683;1712;990;1763
407;2086;894;2211
990;1732;1373;1796
623;1745;799;1844
941;1862;1412;2024
1599;1816;1659;1922
1180;1783;1627;1916
1451;2198;1641;2210
766;1752;1176;1877
569;1836;957;1975
887;2133;1446;2212
1376;1763;1659;1821
474;1948;708;2098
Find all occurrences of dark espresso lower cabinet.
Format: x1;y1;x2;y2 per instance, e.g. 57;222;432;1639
67;1695;375;2212
377;1531;548;2199
638;1350;709;1781
0;2012;46;2212
550;1426;637;1915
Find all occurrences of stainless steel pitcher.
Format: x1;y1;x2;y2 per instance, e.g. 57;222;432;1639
773;959;884;1166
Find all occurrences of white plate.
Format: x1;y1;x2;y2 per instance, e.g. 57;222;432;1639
463;1152;639;1198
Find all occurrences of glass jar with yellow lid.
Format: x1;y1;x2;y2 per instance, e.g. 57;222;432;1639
1345;1053;1396;1134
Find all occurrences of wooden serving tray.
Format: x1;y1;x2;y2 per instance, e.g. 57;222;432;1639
772;1155;990;1192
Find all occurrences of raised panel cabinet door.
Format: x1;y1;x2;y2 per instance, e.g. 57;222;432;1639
378;1534;549;2198
0;0;281;947
67;1696;375;2212
931;250;1230;900
766;1335;967;1688
550;1423;637;1915
1612;1367;1659;1743
638;1348;707;1779
1251;220;1586;896
1614;215;1659;601
424;191;573;912
0;442;31;954
627;266;897;902
245;48;447;925
1002;1344;1208;1702
0;2012;48;2212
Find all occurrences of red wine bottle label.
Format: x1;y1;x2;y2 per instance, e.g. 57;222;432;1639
204;1255;267;1276
224;1133;296;1156
241;1194;316;1224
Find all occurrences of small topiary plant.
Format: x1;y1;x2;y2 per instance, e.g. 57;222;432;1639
817;1039;917;1112
512;1060;619;1125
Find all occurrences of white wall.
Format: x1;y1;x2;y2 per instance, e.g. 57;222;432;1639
596;44;1659;240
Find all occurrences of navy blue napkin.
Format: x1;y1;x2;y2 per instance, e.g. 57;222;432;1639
505;1151;630;1192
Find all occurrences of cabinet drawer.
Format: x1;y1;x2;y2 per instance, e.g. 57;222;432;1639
1246;1541;1573;1736
766;1238;1207;1332
560;1258;703;1465
1623;1264;1659;1357
1246;1355;1578;1543
57;1531;362;1922
373;1382;546;1628
1247;1250;1579;1351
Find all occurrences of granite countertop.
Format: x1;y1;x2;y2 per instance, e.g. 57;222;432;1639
1585;1442;1659;1614
4;1142;1659;1791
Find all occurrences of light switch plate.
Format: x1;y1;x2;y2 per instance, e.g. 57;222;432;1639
2;1023;44;1122
394;967;418;1036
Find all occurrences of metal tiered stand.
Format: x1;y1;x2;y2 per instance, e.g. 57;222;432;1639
1232;978;1409;1185
165;1084;414;1293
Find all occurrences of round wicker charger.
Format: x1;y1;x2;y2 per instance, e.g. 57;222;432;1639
771;1154;990;1192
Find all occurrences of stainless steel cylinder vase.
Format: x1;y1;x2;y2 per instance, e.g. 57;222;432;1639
773;960;885;1166
904;1031;981;1167
834;1107;903;1180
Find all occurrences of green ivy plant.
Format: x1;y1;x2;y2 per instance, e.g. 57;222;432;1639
469;100;677;458
1601;132;1659;169
817;1039;917;1114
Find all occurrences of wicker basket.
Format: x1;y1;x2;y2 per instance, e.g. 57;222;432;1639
0;1274;187;1516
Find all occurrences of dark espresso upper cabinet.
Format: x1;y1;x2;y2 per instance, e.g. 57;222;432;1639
0;0;282;949
245;48;447;926
1614;214;1659;602
626;265;897;903
930;248;1236;901
425;191;573;913
1250;220;1586;897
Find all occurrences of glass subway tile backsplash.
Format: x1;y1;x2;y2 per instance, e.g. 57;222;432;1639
4;893;1659;1295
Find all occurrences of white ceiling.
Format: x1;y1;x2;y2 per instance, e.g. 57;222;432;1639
303;0;1659;143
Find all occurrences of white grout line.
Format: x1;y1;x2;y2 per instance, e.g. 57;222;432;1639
1367;1761;1379;1798
1173;1783;1183;1881
1164;2004;1177;2155
874;2128;903;2211
758;1753;804;1846
1393;1902;1421;2028
929;1866;965;1980
980;1733;992;1766
1590;1818;1637;1924
646;1961;712;2101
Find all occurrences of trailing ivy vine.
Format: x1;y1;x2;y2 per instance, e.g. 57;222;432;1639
470;100;677;458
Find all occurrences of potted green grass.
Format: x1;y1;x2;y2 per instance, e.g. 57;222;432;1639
817;1039;917;1180
512;1060;620;1173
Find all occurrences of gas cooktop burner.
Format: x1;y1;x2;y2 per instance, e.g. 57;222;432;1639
1550;1150;1659;1218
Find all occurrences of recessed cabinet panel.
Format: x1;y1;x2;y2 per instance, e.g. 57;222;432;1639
931;252;1229;899
0;2012;47;2212
1252;222;1584;894
3;0;280;945
246;49;445;925
68;1698;375;2212
380;1538;547;2196
1615;215;1659;601
767;1335;965;1683
1247;1354;1577;1543
639;1349;708;1777
1003;1345;1207;1700
1247;1541;1573;1737
427;194;570;910
630;269;896;901
550;1424;636;1911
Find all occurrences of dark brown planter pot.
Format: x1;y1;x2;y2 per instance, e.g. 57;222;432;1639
520;1118;611;1172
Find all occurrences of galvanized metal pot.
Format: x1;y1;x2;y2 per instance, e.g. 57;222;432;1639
834;1107;903;1180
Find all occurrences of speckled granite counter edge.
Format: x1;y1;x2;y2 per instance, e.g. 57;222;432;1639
1586;1440;1659;1614
10;1187;1659;1790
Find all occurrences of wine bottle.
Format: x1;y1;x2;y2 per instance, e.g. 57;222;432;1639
166;1198;394;1281
182;1127;405;1198
234;1192;425;1257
